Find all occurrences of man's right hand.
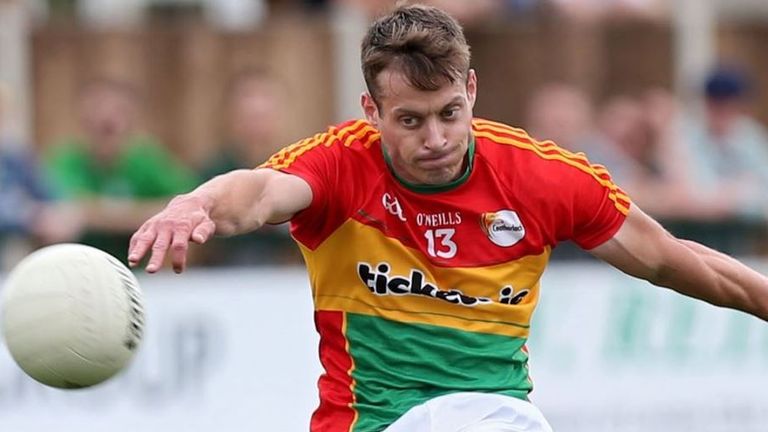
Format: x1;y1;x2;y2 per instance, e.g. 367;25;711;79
128;194;217;274
128;168;313;273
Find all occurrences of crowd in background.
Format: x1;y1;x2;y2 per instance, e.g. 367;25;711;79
0;0;766;269
525;67;768;258
262;0;668;22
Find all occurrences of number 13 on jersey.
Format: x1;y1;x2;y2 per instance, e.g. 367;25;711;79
424;228;457;259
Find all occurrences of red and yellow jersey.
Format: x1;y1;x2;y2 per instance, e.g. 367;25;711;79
262;118;630;431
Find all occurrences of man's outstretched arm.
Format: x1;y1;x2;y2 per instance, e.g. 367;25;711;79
589;205;768;321
128;168;312;274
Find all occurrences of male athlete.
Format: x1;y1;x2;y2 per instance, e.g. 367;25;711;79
128;5;768;431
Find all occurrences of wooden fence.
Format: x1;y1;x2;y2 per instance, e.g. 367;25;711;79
31;14;768;166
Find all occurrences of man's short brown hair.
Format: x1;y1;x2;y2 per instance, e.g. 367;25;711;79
361;4;471;104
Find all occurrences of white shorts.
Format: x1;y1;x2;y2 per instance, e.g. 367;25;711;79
383;392;554;432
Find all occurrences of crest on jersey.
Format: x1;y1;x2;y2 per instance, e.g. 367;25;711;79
382;193;406;222
480;210;525;247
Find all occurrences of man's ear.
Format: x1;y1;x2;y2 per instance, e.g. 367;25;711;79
466;69;477;109
361;92;380;127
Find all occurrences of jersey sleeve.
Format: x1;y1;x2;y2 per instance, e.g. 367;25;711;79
551;155;631;250
260;119;381;249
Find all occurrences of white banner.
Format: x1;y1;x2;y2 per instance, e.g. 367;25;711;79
1;263;767;431
529;262;768;432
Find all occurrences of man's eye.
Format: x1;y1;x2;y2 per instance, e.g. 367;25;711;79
401;117;419;127
442;108;458;119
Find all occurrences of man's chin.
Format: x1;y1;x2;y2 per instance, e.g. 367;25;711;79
417;168;460;185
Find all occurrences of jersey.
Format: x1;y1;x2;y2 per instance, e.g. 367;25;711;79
45;134;198;199
261;118;631;432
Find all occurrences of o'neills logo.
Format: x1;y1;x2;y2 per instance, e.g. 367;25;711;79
480;210;525;247
358;262;492;307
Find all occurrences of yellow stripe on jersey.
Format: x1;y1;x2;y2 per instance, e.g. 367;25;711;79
475;118;599;167
472;120;631;215
298;219;552;339
472;118;532;140
261;137;312;169
356;130;381;149
262;120;380;170
342;313;359;432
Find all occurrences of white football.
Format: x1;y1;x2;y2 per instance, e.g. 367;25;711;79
0;243;144;389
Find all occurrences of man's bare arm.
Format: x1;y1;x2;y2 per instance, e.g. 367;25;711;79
589;206;768;321
128;168;312;273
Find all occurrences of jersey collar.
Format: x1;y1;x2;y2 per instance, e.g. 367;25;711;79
382;134;475;194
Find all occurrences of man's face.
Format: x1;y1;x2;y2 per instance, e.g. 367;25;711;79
361;68;477;185
229;80;281;143
80;88;135;153
706;99;743;138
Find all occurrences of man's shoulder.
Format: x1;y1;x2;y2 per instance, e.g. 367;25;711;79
472;117;604;181
472;118;539;150
472;118;553;162
263;119;381;170
327;118;381;150
287;118;381;153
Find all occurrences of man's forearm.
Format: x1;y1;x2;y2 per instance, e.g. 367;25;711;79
186;169;270;236
659;239;768;321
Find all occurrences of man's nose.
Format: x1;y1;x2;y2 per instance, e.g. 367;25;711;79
423;118;447;150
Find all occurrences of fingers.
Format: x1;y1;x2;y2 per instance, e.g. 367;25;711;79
128;213;215;273
146;227;173;273
191;220;216;244
172;219;215;273
170;225;192;274
128;226;156;268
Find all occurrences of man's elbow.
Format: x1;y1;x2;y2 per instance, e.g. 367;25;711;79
633;239;693;289
644;262;677;289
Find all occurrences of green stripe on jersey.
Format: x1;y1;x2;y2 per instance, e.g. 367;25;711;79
346;313;532;431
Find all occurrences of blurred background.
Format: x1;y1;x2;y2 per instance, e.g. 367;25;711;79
0;0;767;431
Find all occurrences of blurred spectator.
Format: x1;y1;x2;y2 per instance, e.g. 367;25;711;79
677;66;768;222
408;0;519;25
525;84;695;219
330;0;531;24
0;82;78;268
592;90;690;218
198;69;300;266
594;95;650;180
548;0;668;22
524;84;621;256
201;68;286;179
44;78;199;262
525;83;597;153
